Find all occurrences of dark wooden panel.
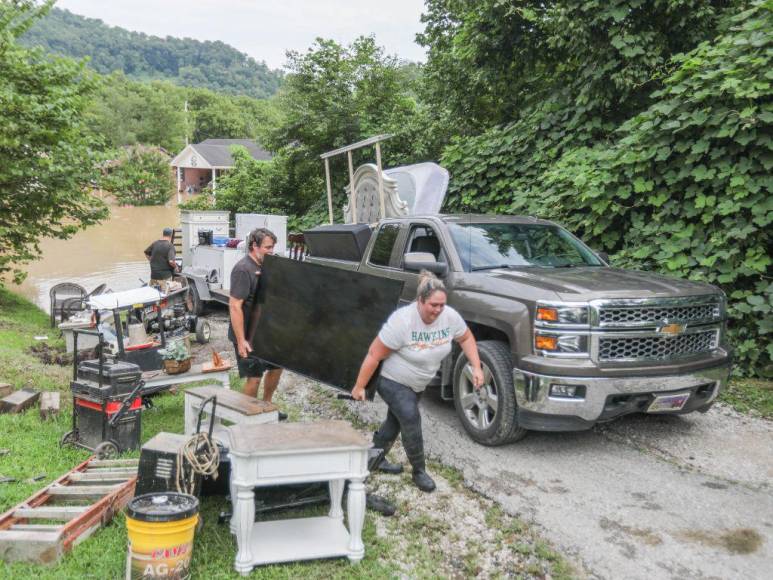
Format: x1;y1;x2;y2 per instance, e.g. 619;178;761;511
250;255;403;398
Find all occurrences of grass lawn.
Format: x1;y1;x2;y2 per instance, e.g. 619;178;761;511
719;377;773;419
0;287;574;578
0;287;401;578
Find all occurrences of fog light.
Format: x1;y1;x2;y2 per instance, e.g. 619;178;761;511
535;335;558;350
550;384;584;398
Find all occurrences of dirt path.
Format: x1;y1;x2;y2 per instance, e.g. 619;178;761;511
196;311;772;579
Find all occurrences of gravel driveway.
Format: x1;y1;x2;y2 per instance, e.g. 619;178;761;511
198;311;772;579
347;389;772;580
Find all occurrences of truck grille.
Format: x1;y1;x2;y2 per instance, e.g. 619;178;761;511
598;303;719;326
599;330;718;361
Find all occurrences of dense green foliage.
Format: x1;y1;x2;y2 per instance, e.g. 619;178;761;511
0;0;107;283
20;6;283;98
99;146;174;206
439;2;771;376
85;72;280;152
419;0;737;137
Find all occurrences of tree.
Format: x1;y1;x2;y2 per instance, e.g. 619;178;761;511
99;146;174;206
0;0;108;283
262;36;425;218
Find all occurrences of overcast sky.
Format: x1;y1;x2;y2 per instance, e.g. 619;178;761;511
56;0;428;70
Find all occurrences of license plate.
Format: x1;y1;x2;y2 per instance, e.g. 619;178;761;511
647;392;690;413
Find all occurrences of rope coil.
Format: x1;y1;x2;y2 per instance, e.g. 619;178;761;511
175;431;220;495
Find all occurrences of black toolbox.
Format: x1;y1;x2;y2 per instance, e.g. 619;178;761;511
75;359;142;397
62;328;144;457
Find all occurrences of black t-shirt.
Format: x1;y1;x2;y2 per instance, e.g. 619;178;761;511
144;240;175;280
227;254;266;344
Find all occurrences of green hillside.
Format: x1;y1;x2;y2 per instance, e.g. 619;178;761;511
20;7;283;98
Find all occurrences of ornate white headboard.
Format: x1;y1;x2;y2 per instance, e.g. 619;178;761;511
343;162;449;224
343;164;407;224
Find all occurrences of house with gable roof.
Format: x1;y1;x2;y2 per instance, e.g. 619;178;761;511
170;139;272;194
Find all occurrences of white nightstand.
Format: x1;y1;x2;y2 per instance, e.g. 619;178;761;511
227;420;371;574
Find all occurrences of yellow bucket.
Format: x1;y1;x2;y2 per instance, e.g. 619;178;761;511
126;493;199;580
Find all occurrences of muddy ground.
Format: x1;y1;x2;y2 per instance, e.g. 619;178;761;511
197;310;772;579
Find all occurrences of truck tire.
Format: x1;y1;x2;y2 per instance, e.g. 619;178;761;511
188;283;204;316
453;340;527;446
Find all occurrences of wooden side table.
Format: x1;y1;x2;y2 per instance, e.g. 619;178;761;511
184;385;278;445
227;420;371;574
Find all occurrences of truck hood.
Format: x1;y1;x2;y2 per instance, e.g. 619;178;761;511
470;267;719;302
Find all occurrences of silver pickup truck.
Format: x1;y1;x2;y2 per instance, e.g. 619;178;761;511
305;214;732;445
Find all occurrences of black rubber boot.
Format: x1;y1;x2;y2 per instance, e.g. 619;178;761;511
407;452;435;492
412;470;436;493
376;459;403;474
366;494;396;516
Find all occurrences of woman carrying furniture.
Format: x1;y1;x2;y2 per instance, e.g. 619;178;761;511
351;271;484;492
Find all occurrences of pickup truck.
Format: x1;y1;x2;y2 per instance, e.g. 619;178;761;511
304;214;732;445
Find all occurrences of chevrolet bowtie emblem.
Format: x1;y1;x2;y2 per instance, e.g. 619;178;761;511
659;323;686;336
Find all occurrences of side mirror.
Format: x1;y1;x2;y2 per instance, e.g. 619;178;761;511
404;252;448;277
596;251;610;265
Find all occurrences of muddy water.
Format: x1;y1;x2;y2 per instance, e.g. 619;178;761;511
12;203;179;312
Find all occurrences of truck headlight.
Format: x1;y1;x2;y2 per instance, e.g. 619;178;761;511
534;333;588;355
535;303;589;326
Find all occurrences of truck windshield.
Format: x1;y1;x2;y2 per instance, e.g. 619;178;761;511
447;222;604;271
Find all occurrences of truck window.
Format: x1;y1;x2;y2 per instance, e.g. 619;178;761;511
369;224;400;267
404;225;442;262
447;222;603;270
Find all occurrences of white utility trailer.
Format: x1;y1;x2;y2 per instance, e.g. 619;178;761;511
180;212;287;313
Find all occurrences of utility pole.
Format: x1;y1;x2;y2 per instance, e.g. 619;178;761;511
184;100;189;146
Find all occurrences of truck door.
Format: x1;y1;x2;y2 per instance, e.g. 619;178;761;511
396;223;447;304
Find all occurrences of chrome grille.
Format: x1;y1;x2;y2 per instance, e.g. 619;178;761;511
599;330;718;361
598;303;719;326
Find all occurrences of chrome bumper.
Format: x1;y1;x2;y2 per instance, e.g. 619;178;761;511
513;362;731;423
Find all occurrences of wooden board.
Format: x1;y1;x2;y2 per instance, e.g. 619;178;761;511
39;392;60;420
202;361;232;373
186;385;276;415
0;388;40;414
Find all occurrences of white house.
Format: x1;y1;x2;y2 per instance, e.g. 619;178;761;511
170;139;272;194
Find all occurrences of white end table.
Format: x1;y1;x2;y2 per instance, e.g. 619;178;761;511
227;420;371;574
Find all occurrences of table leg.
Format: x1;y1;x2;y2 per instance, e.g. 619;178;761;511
328;479;344;520
233;484;255;575
229;478;237;535
346;477;366;562
183;396;194;436
222;371;231;390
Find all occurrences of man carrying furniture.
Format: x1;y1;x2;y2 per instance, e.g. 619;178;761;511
228;228;287;420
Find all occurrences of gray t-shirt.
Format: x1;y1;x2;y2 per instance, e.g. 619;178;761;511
144;239;175;280
379;302;467;392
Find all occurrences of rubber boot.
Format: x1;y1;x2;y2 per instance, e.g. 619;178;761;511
370;436;404;474
408;453;436;493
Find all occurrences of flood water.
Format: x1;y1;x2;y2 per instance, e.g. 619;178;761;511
11;203;180;312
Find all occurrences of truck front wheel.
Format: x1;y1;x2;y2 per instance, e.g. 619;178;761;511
453;340;527;446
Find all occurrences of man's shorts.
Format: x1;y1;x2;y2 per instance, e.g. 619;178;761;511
232;343;279;378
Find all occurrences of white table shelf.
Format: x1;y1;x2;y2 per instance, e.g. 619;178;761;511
227;420;371;574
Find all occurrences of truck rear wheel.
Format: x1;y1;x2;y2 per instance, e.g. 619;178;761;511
453;340;527;446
